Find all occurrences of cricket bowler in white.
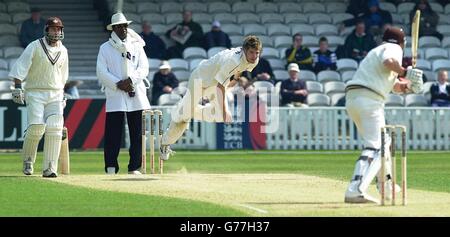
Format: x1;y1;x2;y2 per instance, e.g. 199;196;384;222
344;27;423;203
159;35;261;160
9;17;68;178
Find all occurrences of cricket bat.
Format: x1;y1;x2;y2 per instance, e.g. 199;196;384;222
411;10;420;68
59;127;70;175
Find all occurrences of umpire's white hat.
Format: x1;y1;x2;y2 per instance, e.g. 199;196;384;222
107;12;132;31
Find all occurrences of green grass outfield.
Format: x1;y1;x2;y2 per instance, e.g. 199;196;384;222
1;150;450;216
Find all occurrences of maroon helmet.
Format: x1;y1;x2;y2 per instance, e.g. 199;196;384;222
382;27;405;45
44;17;64;41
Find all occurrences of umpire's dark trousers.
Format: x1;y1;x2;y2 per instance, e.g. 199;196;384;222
104;110;142;173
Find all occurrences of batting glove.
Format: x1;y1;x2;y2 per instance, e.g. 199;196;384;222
12;88;24;104
405;66;423;93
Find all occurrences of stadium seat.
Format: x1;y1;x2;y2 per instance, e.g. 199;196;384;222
419;36;441;48
330;93;345;106
214;13;236;24
141;13;165;25
309;13;332;24
267;58;284;70
150;24;167;36
0;80;12;92
168;59;189;71
253;81;275;93
306;81;323;93
173;70;190;81
273;70;289;80
432;59;450;72
160;2;183;14
11;12;28;24
336;58;358;72
415;59;432;71
379;2;397;13
184;2;207;13
315;24;338;36
158;93;182;106
0;13;11;24
392;14;404;24
299;70;316;81
0;35;20;47
279;47;288;60
261;47;279;59
307;93;330;106
291;24;315;36
207;47;226;58
339;26;356;37
258;35;274;47
436;24;450;36
0;70;8;80
385;94;405;107
0;3;6;12
279;3;302;14
397;2;415;14
0;92;12;100
430;3;444;13
323;81;346;97
172;86;188;97
189;58;204;71
325;36;345;48
260;13;284;24
255;3;277;13
284;14;308;24
148;59;161;71
425;48;448;60
7;2;29;13
193;13;213;24
183;47;207;60
230;35;244;47
317;70;341;83
274;36;292;48
422;81;435;95
243;24;266;35
0;23;16;36
341;70;355;82
136;2;159;14
405;94;429;107
3;46;23;59
423;70;436;82
325;2;347;13
237;13;260;24
221;24;242;36
165;13;182;25
303;3;325;13
232;2;255;13
267;24;290;36
7;58;17;69
179;81;188;88
208;2;231;13
332;13;354;24
301;36;319;48
444;37;450;48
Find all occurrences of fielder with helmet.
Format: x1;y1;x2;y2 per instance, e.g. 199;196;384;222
344;27;423;203
9;17;68;178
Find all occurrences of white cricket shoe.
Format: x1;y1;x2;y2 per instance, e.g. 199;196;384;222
23;159;33;175
345;190;380;204
42;169;57;178
377;180;401;201
128;170;143;175
160;145;175;161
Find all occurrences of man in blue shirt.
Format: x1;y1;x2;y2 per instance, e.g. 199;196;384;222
140;21;167;59
19;8;45;48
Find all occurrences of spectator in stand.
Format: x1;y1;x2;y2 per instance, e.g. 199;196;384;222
363;0;393;39
346;0;370;18
151;61;179;105
140;21;166;60
285;33;313;71
344;20;377;62
280;63;308;107
242;57;276;85
165;11;204;59
410;0;443;41
19;8;45;48
313;37;337;73
204;20;231;50
430;70;450;107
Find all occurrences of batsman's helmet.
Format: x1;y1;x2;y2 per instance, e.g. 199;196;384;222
44;17;64;41
382;27;405;46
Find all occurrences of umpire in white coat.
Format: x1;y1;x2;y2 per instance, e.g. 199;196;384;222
96;13;150;174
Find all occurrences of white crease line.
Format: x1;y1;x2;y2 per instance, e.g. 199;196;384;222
237;204;268;214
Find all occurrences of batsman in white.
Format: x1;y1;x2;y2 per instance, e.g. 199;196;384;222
9;17;68;178
159;35;261;160
344;27;423;203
